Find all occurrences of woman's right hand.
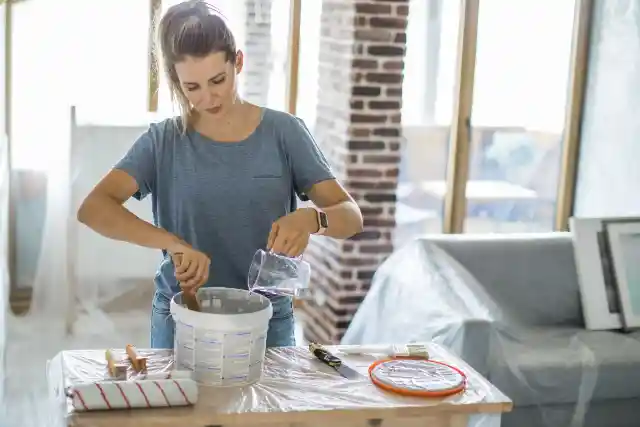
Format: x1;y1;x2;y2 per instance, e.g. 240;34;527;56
168;240;211;293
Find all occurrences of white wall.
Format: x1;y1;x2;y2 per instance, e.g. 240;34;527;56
574;0;640;217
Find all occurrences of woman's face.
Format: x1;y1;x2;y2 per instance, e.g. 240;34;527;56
174;50;243;118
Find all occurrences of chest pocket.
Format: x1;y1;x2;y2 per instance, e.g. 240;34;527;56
253;172;282;179
250;155;291;214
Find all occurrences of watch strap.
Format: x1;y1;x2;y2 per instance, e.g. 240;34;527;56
313;207;328;235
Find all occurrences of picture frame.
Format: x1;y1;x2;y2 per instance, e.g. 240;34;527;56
570;217;622;330
605;222;640;329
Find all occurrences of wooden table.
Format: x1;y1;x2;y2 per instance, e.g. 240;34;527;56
56;343;512;427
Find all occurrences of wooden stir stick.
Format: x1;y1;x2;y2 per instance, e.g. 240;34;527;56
173;252;201;312
182;288;201;312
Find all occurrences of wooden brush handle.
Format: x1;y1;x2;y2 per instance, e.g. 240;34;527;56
182;289;201;312
105;349;117;377
126;344;148;372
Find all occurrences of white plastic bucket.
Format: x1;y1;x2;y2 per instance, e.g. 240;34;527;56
170;287;273;387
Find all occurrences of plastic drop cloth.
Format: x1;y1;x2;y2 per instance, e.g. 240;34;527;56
47;344;510;426
342;237;640;427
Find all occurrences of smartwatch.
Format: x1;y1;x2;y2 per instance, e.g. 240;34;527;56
312;207;328;235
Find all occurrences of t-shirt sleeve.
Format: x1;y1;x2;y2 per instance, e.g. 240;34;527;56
282;115;335;199
114;125;158;201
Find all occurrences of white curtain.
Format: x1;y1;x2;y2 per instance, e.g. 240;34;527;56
2;1;156;425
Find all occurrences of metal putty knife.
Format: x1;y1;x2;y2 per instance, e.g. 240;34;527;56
308;342;362;379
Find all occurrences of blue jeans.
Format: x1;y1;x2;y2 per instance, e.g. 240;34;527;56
150;290;296;349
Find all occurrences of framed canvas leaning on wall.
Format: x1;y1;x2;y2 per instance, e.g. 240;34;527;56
570;216;640;331
606;222;640;329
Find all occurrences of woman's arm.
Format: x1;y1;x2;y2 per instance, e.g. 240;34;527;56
303;179;363;239
79;169;210;289
80;124;209;289
267;179;362;256
77;169;180;251
267;115;364;256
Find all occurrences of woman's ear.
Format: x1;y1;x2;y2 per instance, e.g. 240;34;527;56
235;50;244;74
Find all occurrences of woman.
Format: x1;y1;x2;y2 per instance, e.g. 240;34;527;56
77;0;363;349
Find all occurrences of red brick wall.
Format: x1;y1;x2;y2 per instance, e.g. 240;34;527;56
302;0;409;344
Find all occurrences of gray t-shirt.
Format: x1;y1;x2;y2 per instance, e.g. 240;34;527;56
115;108;334;298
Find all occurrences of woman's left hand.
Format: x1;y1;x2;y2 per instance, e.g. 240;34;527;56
267;208;318;257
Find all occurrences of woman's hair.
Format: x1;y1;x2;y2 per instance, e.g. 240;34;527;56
155;0;237;132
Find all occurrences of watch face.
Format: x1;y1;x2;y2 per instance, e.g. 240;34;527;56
319;211;329;228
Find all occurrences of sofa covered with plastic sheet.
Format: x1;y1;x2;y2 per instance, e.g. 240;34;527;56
342;233;640;427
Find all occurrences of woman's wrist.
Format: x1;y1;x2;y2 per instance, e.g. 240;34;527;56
298;207;319;234
164;232;187;254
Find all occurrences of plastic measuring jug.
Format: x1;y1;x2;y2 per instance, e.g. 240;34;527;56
247;249;314;300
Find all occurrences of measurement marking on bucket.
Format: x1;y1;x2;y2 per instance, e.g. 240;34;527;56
225;375;249;381
224;354;249;359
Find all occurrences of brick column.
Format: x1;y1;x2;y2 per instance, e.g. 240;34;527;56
302;0;409;344
243;0;273;105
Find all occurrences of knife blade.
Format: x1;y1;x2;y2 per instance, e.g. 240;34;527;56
308;342;362;379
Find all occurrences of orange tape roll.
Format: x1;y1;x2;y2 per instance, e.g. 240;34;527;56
368;358;467;398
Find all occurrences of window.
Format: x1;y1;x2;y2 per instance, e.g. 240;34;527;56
397;0;578;240
396;0;461;246
10;0;150;170
464;0;576;232
9;0;151;290
294;0;321;133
